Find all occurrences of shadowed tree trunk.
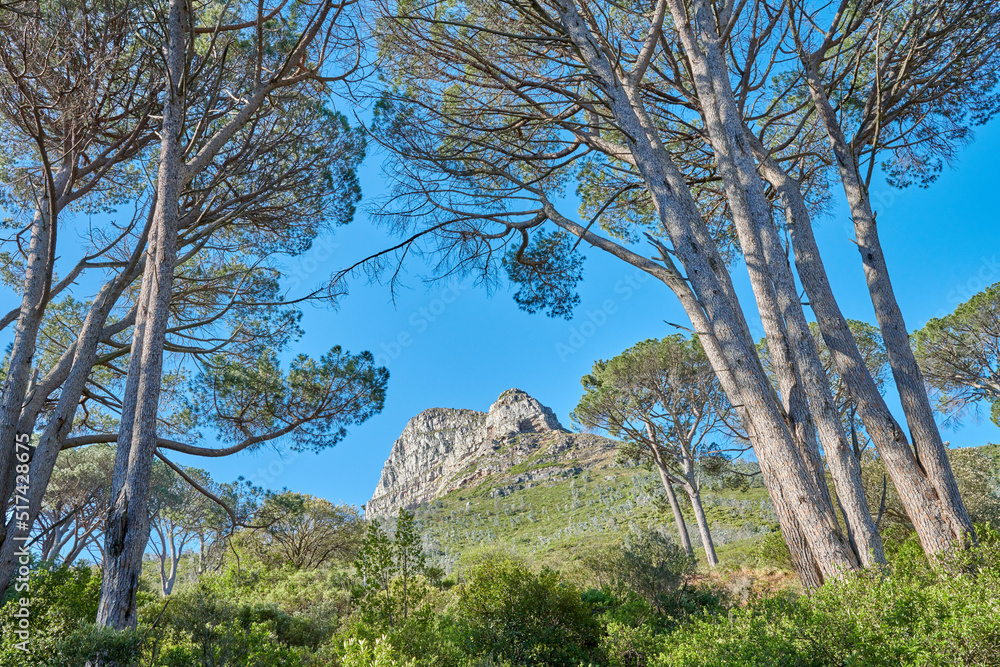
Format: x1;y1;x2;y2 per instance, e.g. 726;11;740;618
97;0;187;629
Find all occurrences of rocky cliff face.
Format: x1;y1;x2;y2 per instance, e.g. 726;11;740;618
366;389;617;518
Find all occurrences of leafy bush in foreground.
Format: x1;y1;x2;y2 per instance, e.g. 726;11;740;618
654;525;1000;667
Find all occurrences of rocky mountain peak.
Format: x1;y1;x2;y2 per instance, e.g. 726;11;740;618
365;389;614;518
484;388;563;441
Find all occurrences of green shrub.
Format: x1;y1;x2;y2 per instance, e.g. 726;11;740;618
654;526;1000;667
749;530;794;571
152;621;305;667
585;531;695;614
454;552;601;666
601;621;665;667
144;582;324;666
0;562;142;667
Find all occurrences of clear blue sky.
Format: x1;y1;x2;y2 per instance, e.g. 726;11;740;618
8;118;1000;510
172;117;1000;508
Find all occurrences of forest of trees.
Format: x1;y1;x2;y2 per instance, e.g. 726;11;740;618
1;0;1000;664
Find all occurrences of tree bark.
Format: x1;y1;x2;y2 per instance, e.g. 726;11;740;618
654;455;693;558
665;0;881;567
97;0;188;629
803;61;973;548
686;485;718;568
0;163;73;514
753;88;972;554
644;418;694;557
554;202;832;585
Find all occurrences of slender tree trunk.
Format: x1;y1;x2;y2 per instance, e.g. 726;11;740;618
665;0;881;567
0;164;73;515
40;523;57;561
159;529;180;597
64;521;99;564
802;64;973;549
645;420;693;557
685;484;718;568
657;462;693;558
97;0;187;629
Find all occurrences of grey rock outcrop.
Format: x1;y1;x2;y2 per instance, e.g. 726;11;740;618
366;389;616;518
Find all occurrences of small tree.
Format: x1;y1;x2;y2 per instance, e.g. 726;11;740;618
573;336;743;567
914;283;1000;427
393;508;426;622
245;493;363;570
355;520;398;627
353;509;428;627
147;465;224;596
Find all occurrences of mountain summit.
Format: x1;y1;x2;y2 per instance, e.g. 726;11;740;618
366;389;616;518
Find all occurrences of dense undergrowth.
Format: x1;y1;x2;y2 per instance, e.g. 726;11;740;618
2;445;998;666
2;522;999;666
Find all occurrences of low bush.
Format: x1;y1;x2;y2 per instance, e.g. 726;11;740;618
454;552;602;666
654;525;1000;667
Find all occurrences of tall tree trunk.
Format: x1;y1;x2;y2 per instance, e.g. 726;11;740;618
752;106;971;555
803;63;973;549
555;0;859;579
0;163;73;515
556;203;832;585
97;0;187;629
656;460;693;558
664;0;881;567
0;253;140;594
645;419;693;557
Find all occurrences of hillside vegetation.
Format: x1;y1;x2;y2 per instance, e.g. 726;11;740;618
410;458;775;577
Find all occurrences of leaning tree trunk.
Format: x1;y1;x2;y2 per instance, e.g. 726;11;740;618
650;445;694;558
157;527;181;597
686;485;718;568
546;0;859;580
0;253;141;595
549;200;831;587
665;0;881;567
804;64;973;549
0;164;72;517
754;87;973;555
97;0;187;630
